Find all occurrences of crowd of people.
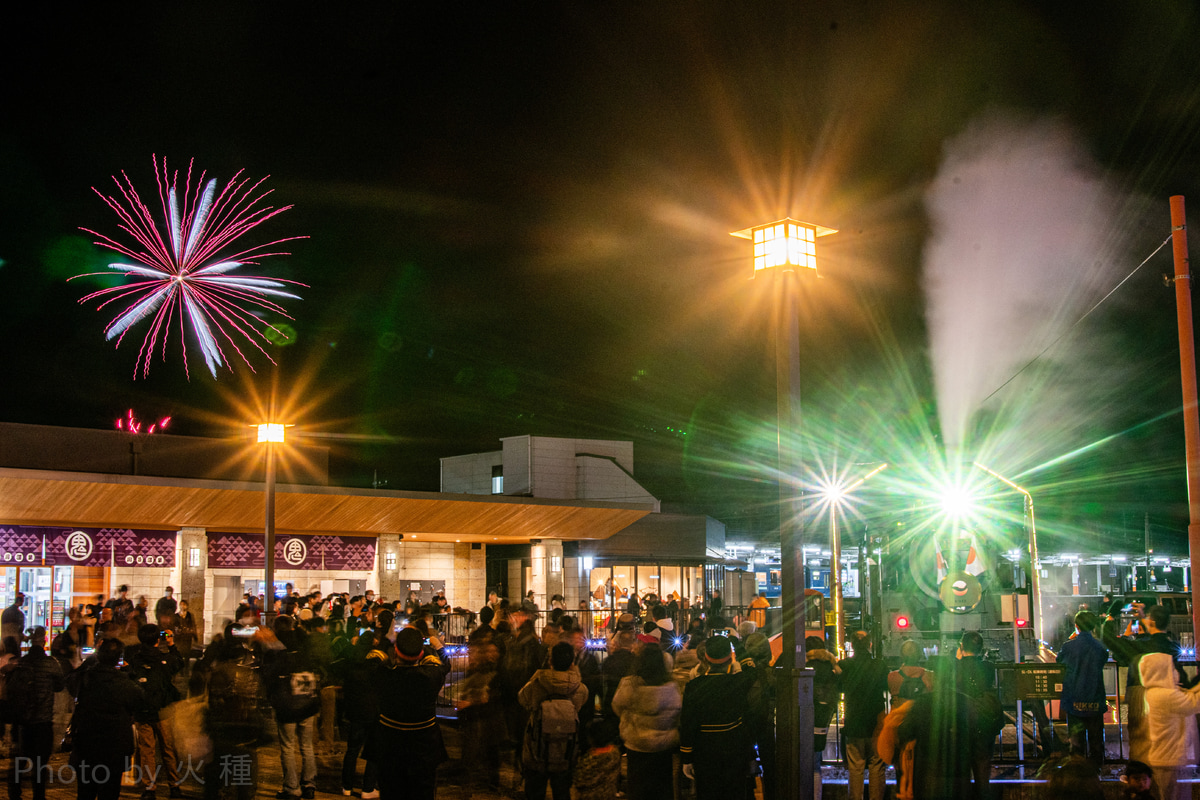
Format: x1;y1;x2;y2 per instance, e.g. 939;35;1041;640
0;586;1195;800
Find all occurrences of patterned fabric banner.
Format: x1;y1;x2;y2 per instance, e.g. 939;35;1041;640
0;526;178;567
207;532;376;571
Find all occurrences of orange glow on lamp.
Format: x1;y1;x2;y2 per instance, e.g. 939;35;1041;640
731;218;837;274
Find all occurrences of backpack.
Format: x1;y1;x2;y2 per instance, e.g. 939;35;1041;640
270;653;321;722
526;695;579;772
896;669;927;701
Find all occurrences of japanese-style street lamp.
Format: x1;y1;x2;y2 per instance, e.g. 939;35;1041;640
258;422;288;623
731;217;836;800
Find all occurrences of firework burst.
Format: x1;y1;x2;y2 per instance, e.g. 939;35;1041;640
72;156;306;379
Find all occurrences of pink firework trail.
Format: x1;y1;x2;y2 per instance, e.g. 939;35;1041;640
72;156;306;379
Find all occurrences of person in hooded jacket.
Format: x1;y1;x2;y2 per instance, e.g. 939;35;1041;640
67;638;145;800
518;642;589;800
612;642;682;800
1101;600;1190;763
1057;610;1108;768
1139;651;1200;800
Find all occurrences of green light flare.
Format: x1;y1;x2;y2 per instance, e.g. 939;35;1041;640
1015;409;1178;479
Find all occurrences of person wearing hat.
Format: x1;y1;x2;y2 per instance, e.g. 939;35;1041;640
367;627;450;800
679;635;756;800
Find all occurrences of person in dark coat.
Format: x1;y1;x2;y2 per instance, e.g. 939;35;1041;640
126;624;184;800
459;630;504;792
679;635;756;800
953;630;1000;799
807;636;841;800
839;631;889;800
335;634;383;798
203;626;265;800
368;627;451;800
6;627;65;800
1057;610;1108;767
68;639;145;800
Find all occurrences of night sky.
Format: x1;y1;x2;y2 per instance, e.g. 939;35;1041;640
4;3;1200;553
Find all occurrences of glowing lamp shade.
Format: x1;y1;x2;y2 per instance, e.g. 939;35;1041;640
730;217;837;274
257;423;286;443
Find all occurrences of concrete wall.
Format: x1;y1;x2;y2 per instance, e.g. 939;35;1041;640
439;451;503;494
576;455;660;510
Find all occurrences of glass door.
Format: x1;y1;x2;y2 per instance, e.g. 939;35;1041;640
0;567;73;639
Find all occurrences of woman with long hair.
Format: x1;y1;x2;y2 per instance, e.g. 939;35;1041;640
611;642;681;800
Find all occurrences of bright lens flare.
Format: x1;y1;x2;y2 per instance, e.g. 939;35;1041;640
939;485;975;518
72;156;307;380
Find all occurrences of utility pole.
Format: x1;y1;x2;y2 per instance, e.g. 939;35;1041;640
1168;196;1200;639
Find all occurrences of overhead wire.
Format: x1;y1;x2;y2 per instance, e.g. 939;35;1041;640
975;234;1174;409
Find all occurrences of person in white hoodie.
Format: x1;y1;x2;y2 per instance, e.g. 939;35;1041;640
1139;651;1200;800
612;642;683;800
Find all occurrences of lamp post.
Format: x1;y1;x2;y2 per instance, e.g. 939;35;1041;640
824;463;888;659
973;461;1045;653
732;217;836;800
258;422;287;624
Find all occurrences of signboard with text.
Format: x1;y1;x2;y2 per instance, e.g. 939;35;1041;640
207;532;376;571
0;526;177;567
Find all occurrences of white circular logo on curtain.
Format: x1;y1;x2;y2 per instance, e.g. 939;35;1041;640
65;531;93;561
283;538;307;566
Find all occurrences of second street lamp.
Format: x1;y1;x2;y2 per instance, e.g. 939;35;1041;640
257;422;289;623
731;217;836;800
821;462;888;659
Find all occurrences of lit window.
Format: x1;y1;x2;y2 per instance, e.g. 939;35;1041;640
491;465;503;494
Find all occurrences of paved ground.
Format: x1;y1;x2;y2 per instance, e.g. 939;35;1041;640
11;714;1197;799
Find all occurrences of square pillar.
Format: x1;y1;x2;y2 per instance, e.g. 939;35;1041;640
530;539;564;612
178;527;208;633
377;534;403;605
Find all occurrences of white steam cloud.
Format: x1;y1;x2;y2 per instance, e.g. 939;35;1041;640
923;114;1131;459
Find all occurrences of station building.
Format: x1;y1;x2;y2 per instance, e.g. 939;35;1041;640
0;423;658;641
442;435;736;616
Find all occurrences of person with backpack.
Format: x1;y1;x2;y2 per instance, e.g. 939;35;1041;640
266;617;322;800
126;623;185;800
888;640;935;703
518;641;588;800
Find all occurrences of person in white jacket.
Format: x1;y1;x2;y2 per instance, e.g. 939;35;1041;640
1140;651;1200;800
612;642;683;800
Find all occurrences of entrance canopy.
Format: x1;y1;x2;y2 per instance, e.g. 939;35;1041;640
0;467;654;544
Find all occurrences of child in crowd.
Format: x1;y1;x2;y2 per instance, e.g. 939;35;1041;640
573;719;621;800
1119;760;1155;800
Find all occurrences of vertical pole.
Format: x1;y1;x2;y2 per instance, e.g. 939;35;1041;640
1145;512;1152;591
1170;196;1200;640
775;268;814;800
831;512;844;658
1012;593;1024;761
264;441;277;626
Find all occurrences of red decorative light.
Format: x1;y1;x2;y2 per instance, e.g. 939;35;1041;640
896;615;910;629
1015;618;1028;628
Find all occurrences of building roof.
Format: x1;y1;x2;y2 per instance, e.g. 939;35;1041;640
0;467;654;544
